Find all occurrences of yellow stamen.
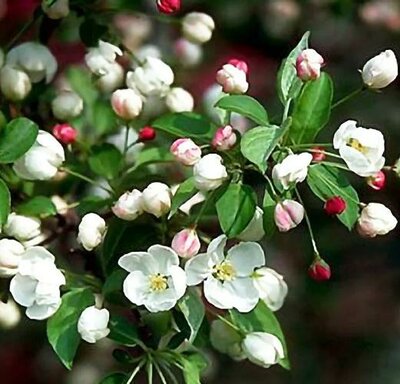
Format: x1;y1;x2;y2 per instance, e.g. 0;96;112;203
213;261;236;281
149;274;168;292
347;138;367;154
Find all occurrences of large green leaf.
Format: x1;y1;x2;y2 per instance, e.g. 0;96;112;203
169;177;198;217
134;147;174;169
277;31;310;105
67;67;98;105
178;288;205;343
152;113;216;140
88;143;123;180
216;183;256;237
262;187;277;237
229;301;290;370
0;118;38;163
16;196;57;218
241;119;292;173
289;72;334;144
99;373;127;384
307;164;359;230
108;315;139;346
47;288;95;370
215;95;268;126
0;179;10;226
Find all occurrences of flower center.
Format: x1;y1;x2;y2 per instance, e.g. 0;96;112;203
347;138;367;154
213;261;236;282
149;274;168;292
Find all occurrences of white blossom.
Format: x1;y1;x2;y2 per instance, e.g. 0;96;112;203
52;91;83;120
182;12;215;44
85;41;123;76
0;300;21;329
96;62;124;93
165;87;194;113
42;0;70;19
362;49;398;89
0;65;31;101
0;239;25;277
78;306;110;343
112;189;143;221
78;213;107;251
141;182;172;218
357;202;397;237
4;213;41;242
193;154;228;191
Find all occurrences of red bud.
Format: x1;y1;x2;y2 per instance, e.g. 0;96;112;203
138;126;156;142
324;196;346;216
52;123;77;144
308;259;331;281
228;58;249;74
311;147;326;162
156;0;180;14
367;170;386;191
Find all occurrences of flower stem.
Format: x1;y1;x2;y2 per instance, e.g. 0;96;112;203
306;149;342;160
289;143;333;149
193;190;214;225
320;161;350;172
126;360;146;384
6;12;42;50
331;87;365;110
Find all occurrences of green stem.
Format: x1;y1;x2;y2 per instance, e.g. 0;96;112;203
159;362;179;384
306;149;342;160
193;191;214;225
153;360;168;384
320;161;351;172
282;98;292;123
331;87;365;110
217;314;242;334
6;12;42;50
126;360;145;384
290;143;333;149
263;174;278;199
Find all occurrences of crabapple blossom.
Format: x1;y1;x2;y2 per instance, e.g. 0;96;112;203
0;300;21;329
111;89;143;120
237;207;265;242
119;245;186;312
85;41;123;76
141;182;172;218
362;49;398;89
178;191;206;215
193;154;228;191
212;125;237;151
78;306;110;343
42;0;70;19
165;87;194;112
157;0;181;14
4;213;41;242
112;189;143;221
78;213;107;251
367;170;386;190
171;228;201;258
170;138;202;166
308;259;331;281
182;12;215;44
174;38;203;67
185;235;265;312
0;239;25;278
324;196;347;216
0;65;31;101
228;58;249;74
138;126;156;141
357;203;397;237
52;123;77;145
51;195;69;215
333;120;385;177
96;62;124;93
13;130;65;181
216;63;249;94
274;200;304;232
296;49;324;81
51;91;83;120
311;147;326;162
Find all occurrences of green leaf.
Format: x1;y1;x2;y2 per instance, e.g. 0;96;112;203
79;18;109;47
77;196;112;216
88;144;123;180
178;288;205;343
289;73;334;144
229;301;290;370
108;315;139;346
91;101;117;136
216;183;256;237
263;187;277;237
99;373;127;384
152;113;216;140
0;118;39;163
169;177;197;217
277;31;310;105
307;164;359;230
47;288;95;370
0;179;10;226
215;95;268;126
181;353;208;384
16;196;57;218
241;120;292;173
134;147;174;169
102;269;127;304
67;67;98;105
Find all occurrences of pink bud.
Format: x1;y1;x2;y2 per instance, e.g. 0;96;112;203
296;49;324;81
228;58;249;74
212;125;237;151
52;123;77;144
324;196;346;216
139;126;156;142
216;63;249;94
274;200;304;232
308;259;331;281
156;0;181;14
171;228;201;258
170;138;202;166
311;146;326;162
367;170;386;191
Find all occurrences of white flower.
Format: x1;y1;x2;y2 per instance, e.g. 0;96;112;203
0;239;25;277
333;120;385;177
9;247;65;320
112;189;143;221
178;191;206;215
78;213;107;251
237;207;265;242
96;62;124;93
241;332;284;368
357;203;397;237
165;87;194;113
170;138;202;166
4;213;41;242
216;64;249;94
51;195;69;215
77;306;110;343
126;57;174;96
253;267;288;311
6;42;57;83
362;49;398;89
274;200;305;232
174;38;203;67
0;300;21;329
141;182;172;218
134;44;162;65
51;91;83;120
272;153;313;190
118;245;186;312
182;12;215;44
0;65;32;101
85;40;123;76
111;88;143;120
193;154;228;191
210;319;245;361
42;0;69;19
185;235;265;312
13;130;65;181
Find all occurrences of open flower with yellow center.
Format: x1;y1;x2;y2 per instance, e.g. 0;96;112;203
333;120;385;177
118;245;187;313
185;235;265;313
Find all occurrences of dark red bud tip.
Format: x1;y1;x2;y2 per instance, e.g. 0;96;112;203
156;0;181;14
311;147;326;162
227;58;249;74
139;126;156;142
324;196;346;216
367;170;386;191
308;259;331;281
52;123;77;144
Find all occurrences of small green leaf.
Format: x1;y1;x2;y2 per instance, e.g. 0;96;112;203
47;288;95;370
134;147;174;169
108;315;139;346
215;95;268;126
102;269;127;304
263;187;276;237
178;288;205;343
77;196;112;216
99;373;127;384
67;67;98;105
0;179;10;226
181;353;208;384
16;196;57;218
152;113;216;140
0;118;39;163
229;301;290;370
289;73;334;144
79;18;108;47
307;164;359;230
92;101;117;136
277;31;310;105
88;144;123;180
216;183;256;238
169;177;197;217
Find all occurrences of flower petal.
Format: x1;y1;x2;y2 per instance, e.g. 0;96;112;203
203;277;234;309
227;242;265;276
168;265;187;299
145;289;179;312
123;271;149;306
26;301;61;320
10;274;37;307
185;252;212;286
207;234;226;264
148;245;179;274
224;278;259;313
118;252;157;274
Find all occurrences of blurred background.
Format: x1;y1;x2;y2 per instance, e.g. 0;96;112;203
1;0;400;383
